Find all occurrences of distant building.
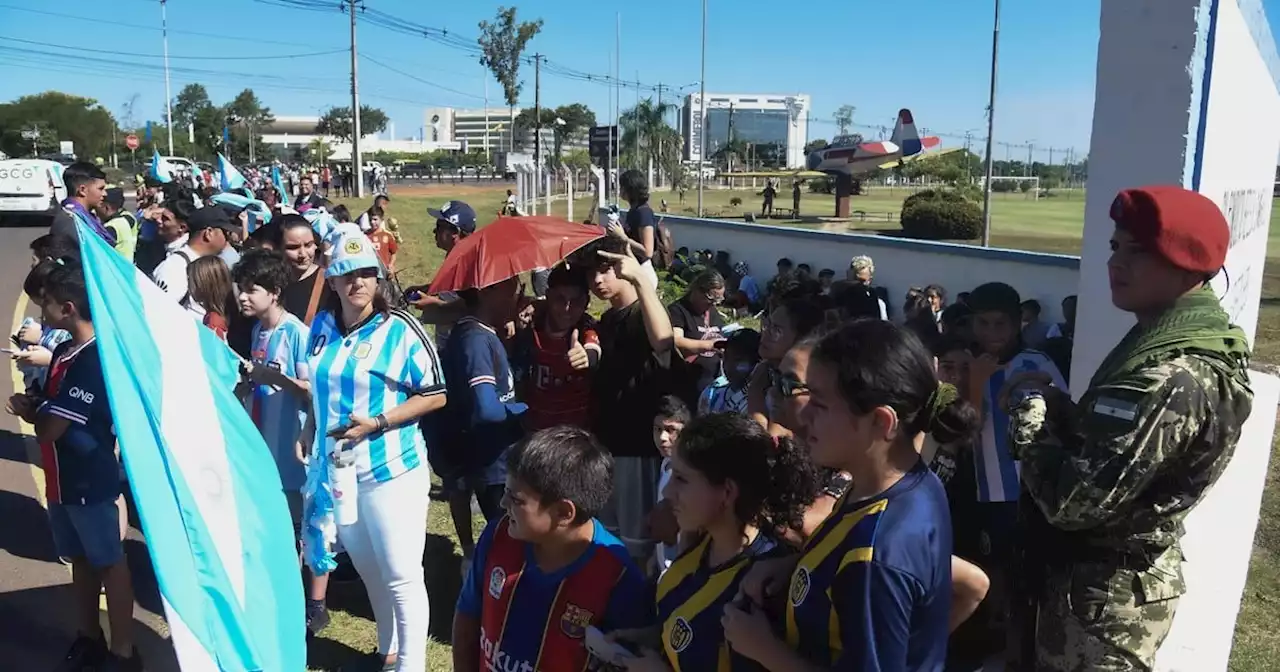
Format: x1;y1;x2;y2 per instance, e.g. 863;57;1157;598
682;93;810;169
257;115;461;162
423;106;587;159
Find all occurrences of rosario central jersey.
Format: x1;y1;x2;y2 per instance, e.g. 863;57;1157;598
307;309;444;483
457;516;652;671
977;349;1066;502
655;534;776;671
785;462;951;671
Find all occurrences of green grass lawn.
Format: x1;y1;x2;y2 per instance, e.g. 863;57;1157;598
310;183;1280;671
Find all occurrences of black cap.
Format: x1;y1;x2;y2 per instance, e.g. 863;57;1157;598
104;187;125;208
967;282;1022;316
188;206;239;235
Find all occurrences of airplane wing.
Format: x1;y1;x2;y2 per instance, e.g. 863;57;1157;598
877;146;959;170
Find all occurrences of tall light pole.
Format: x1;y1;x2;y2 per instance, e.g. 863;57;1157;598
160;0;174;156
697;0;707;217
349;0;364;198
980;0;1001;247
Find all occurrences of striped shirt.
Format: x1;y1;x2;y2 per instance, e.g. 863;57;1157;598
307;309;445;483
248;314;311;492
976;349;1068;502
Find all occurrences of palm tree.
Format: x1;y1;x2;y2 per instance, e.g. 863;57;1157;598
620;98;680;185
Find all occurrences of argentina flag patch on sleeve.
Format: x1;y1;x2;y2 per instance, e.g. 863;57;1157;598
1093;396;1138;421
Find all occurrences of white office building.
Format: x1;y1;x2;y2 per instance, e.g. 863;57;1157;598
424;106;587;158
682;93;810;169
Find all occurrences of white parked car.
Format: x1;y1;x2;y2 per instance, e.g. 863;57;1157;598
0;158;67;221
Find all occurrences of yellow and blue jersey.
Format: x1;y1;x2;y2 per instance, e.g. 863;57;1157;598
655;533;778;672
457;516;653;671
785;461;952;671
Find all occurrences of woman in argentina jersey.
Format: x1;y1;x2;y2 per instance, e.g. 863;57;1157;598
614;413;821;672
724;321;980;672
305;228;446;672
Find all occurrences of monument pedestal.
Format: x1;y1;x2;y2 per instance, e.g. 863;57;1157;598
1074;1;1280;669
834;174;853;218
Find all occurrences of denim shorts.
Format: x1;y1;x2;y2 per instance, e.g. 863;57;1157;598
48;499;124;569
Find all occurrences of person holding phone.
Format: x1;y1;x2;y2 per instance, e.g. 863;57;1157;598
303;229;446;672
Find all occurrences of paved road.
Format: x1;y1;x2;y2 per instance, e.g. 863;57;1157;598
0;220;178;670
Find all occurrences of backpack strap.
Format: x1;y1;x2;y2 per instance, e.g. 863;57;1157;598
303;269;326;326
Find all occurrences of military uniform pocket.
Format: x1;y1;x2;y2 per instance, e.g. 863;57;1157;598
1136;558;1185;605
1066;563;1119;625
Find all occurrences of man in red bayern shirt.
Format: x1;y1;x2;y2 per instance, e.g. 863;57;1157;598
514;265;601;430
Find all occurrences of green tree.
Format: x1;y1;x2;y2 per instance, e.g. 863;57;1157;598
0;92;116;159
562;148;592;176
833;105;855;135
315;105;389;145
171;84;213;130
307;138;333;163
226;88;274;163
477;6;543;151
803;138;829;154
620;98;680;181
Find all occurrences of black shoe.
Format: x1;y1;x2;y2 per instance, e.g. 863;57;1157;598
340;652;396;671
306;602;331;635
98;649;144;672
54;635;107;672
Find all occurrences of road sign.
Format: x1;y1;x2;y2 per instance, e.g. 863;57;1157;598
589;125;618;161
125;134;140;151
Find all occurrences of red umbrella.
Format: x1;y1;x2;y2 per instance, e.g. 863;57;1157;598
427;215;605;293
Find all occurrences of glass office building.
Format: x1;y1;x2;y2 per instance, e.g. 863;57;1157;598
683;93;810;169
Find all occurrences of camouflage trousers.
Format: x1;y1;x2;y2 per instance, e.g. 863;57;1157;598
1031;562;1179;671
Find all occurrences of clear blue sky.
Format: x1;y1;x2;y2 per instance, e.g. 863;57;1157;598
2;0;1279;162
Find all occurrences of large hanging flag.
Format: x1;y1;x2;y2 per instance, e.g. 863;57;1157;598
149;149;173;184
75;221;305;671
217;153;248;193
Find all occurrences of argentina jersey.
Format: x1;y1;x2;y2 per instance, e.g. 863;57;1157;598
249;314;311;492
308;308;444;483
977;349;1067;502
656;534;775;672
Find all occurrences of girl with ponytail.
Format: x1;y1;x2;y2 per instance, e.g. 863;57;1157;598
724;319;979;672
611;413;822;672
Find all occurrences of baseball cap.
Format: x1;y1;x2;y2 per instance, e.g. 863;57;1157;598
326;228;383;278
1109;186;1228;275
427;200;477;234
104;187;125;208
187;206;239;236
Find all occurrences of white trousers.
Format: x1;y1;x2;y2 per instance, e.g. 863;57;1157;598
337;465;430;672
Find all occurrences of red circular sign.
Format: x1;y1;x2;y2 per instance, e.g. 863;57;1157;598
125;134;140;150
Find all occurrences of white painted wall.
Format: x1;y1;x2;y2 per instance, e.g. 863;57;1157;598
643;212;1081;323
1073;1;1280;669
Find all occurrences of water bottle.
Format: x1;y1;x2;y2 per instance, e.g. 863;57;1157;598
329;439;359;526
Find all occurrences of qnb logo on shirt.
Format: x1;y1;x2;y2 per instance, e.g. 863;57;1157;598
479;630;534;672
68;386;95;405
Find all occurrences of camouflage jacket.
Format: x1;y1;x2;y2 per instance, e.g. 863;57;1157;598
1009;351;1253;557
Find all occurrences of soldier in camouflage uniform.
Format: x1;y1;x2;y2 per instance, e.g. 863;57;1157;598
1002;185;1254;671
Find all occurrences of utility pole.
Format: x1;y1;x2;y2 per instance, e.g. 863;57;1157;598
484;73;490;163
614;13;621;188
1026;142;1034;177
349;0;364;198
981;0;1001;247
656;82;664;188
534;53;542;177
697;0;707;217
963;130;974;181
160;0;174;156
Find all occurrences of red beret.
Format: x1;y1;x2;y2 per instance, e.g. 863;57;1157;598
1109;186;1228;274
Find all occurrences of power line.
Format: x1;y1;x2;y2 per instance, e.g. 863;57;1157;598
0;4;316;48
361;55;487;102
0;35;345;61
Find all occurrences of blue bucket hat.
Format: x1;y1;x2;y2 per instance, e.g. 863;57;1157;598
326;228;383;278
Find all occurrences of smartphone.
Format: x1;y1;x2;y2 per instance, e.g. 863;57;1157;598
1;348;16;355
406;290;423;302
326;424;353;439
9;334;21;348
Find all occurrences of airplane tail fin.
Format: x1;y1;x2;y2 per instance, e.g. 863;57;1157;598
890;109;923;156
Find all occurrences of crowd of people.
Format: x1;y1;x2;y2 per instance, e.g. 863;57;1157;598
3;161;1254;672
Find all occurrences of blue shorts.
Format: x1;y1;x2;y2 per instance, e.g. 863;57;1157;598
49;499;124;569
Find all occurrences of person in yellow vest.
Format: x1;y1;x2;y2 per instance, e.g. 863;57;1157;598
99;187;138;261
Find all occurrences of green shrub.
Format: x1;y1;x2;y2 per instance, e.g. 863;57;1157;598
900;198;984;240
808;176;833;194
729;196;743;207
902;188;970;212
990;179;1019;193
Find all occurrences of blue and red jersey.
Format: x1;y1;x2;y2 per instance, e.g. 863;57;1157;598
457;516;653;671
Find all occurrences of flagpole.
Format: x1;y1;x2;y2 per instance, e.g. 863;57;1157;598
161;0;174;156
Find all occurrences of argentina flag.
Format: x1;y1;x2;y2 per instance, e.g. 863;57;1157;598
272;165;291;207
75;222;306;670
217;153;248;193
149;149;174;184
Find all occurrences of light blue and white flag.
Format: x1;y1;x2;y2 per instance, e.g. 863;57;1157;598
149;149;173;184
217;153;247;193
272;165;290;206
75;221;306;671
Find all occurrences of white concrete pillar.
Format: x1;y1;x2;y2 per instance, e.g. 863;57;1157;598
564;167;575;222
544;167;553;217
1075;2;1280;669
